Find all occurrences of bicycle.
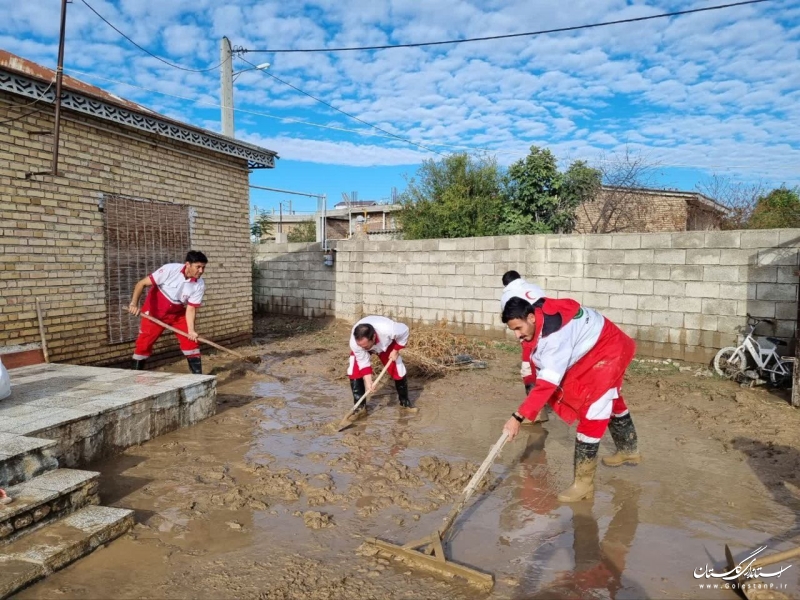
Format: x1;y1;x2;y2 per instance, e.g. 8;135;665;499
713;314;795;388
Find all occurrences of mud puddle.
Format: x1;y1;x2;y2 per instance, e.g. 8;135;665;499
16;321;800;599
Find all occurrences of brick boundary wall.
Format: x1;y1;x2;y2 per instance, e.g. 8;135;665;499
1;94;253;366
253;230;800;364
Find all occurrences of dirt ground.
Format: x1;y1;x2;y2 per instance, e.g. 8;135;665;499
16;316;800;600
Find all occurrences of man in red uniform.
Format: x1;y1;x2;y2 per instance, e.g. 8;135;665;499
128;250;208;374
347;315;414;414
501;296;641;502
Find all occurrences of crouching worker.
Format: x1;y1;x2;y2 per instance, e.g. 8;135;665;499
348;316;415;415
501;297;641;502
128;250;208;374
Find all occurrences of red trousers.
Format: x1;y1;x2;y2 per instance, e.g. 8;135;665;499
133;312;199;360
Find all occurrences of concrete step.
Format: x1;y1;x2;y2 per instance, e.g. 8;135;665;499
0;469;100;545
0;433;58;489
0;505;134;599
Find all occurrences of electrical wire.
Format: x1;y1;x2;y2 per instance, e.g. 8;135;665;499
79;0;225;73
240;0;771;54
237;56;443;156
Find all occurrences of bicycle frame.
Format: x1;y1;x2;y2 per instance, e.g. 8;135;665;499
734;323;792;378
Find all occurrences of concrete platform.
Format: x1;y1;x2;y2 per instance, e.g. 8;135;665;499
1;363;216;468
0;505;134;599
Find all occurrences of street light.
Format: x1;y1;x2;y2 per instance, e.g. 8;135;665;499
220;36;269;138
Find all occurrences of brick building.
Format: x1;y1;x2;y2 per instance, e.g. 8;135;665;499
574;186;726;234
0;50;278;367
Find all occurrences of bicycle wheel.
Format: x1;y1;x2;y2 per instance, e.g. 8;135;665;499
713;347;746;380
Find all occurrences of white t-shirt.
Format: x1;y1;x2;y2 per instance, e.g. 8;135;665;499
150;263;205;307
349;316;409;373
500;278;546;311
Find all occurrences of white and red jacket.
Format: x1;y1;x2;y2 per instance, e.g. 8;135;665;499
500;278;546;311
143;263;205;319
348;316;409;379
517;298;636;424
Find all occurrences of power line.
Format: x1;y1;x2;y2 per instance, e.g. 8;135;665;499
237;56;444;156
240;0;771;54
79;0;225;73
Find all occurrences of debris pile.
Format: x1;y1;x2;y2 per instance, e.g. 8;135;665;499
400;322;495;377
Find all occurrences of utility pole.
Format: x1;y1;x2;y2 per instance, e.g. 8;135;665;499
50;0;68;175
279;202;283;233
220;37;234;137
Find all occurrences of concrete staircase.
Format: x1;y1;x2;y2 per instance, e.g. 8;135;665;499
0;443;133;598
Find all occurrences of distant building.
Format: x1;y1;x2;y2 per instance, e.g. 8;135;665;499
574;186;726;233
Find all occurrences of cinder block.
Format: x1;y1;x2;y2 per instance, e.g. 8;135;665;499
596;279;624;294
602;307;624;323
684;313;718;331
624;249;654;265
756;283;797;302
777;229;800;245
474;237;495;250
719;249;753;266
705;231;742;248
584;264;611;279
741;230;780;248
623;280;654;295
658;281;686;296
652;312;684;328
652;249;686;264
737;300;775;318
640;233;674;249
583;292;610;308
637;296;669;311
611;235;641;250
547;249;573;263
719;283;756;301
638;265;671;280
610;295;638;310
670;265;704;281
703;266;740;283
610;265;640;280
558;263;583;278
686;249;721;265
775;302;797;320
758;248;800;266
778;267;798;284
670;296;701;313
592;250;626;264
701;299;738;316
545;277;571;291
571;278;597;293
685;282;720;298
739;266;778;283
717;316;745;334
584;236;612;250
671;232;706;249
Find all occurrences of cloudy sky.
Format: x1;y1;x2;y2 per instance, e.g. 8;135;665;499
1;0;798;213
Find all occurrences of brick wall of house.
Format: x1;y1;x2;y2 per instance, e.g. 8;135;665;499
0;92;254;366
574;190;692;234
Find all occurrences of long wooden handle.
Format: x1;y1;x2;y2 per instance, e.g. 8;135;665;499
35;298;50;363
139;312;247;360
438;431;510;540
751;546;800;569
337;358;395;428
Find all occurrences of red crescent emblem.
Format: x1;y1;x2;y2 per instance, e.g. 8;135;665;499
525;291;537;300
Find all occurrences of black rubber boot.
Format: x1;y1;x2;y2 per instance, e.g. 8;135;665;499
132;359;146;371
351;378;366;406
187;357;203;375
602;414;641;467
558;440;599;502
395;376;411;408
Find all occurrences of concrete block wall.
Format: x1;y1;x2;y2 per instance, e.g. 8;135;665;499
0;93;253;365
253;242;335;318
253;230;800;364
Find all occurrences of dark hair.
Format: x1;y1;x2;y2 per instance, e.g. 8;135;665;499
185;250;208;264
354;323;376;341
502;296;534;324
502;270;521;286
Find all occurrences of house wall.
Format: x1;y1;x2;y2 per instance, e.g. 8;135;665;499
0;91;253;366
253;230;800;365
574;190;706;234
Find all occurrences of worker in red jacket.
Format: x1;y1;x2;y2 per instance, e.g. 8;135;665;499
501;296;641;502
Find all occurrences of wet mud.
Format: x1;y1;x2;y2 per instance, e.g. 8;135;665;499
16;317;800;600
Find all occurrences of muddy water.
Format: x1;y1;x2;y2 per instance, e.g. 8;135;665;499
17;348;800;600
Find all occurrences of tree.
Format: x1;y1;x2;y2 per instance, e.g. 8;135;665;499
502;146;600;234
251;212;274;243
398;153;505;239
287;220;317;242
695;174;766;230
749;187;800;229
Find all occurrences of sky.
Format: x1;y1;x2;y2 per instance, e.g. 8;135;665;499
1;0;799;215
